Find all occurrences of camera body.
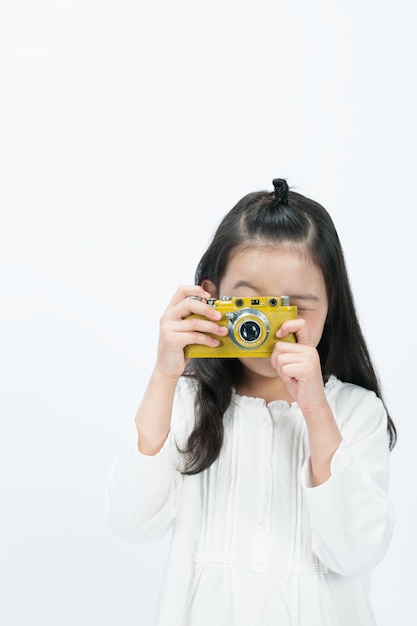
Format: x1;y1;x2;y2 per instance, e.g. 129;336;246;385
184;296;297;358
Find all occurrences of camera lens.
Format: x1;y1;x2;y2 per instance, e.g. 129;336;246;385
228;308;269;350
239;321;261;342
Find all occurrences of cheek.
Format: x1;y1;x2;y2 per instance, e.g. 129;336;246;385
313;318;328;345
299;311;327;346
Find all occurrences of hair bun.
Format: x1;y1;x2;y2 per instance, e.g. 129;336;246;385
272;178;289;205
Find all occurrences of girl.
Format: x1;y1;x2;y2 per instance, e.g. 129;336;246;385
107;179;396;626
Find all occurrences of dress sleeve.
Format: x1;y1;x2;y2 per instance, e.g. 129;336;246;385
106;377;195;542
301;384;395;577
106;422;182;542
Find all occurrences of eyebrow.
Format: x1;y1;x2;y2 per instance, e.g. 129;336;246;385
232;280;260;291
231;281;320;302
289;294;321;302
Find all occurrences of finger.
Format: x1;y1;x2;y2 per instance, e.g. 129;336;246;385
271;342;317;368
162;297;218;325
164;300;222;326
273;343;319;364
271;349;298;373
183;331;224;349
162;327;225;351
274;350;310;365
278;367;297;383
169;318;228;338
178;297;223;322
276;318;312;345
167;285;212;309
273;353;321;382
165;288;223;323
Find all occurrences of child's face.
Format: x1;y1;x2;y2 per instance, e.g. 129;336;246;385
218;246;328;378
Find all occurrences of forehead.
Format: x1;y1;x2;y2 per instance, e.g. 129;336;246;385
221;245;326;296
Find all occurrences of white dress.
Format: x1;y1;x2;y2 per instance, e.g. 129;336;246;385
107;375;394;626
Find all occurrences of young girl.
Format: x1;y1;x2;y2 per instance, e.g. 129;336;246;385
107;179;396;626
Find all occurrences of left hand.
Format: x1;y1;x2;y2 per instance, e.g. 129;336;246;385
271;318;328;415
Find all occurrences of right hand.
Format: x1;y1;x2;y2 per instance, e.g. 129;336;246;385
155;285;228;379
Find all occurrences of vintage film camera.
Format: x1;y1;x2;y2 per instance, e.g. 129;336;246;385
184;296;297;358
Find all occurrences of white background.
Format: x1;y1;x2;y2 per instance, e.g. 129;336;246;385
1;1;415;624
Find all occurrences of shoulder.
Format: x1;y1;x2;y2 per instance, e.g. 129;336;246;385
325;375;384;410
325;375;382;406
324;376;388;444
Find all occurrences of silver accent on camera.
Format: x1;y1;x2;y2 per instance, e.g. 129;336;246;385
226;311;238;323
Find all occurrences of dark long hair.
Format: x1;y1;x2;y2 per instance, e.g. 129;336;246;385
182;179;396;474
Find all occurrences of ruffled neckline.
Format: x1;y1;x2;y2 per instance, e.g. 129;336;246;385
231;375;339;410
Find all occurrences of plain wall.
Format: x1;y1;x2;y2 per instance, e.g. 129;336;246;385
1;1;415;624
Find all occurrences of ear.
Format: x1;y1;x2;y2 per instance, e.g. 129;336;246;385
201;279;218;298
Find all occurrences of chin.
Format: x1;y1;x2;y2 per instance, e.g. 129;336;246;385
239;357;279;379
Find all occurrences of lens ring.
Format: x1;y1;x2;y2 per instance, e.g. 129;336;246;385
228;308;270;350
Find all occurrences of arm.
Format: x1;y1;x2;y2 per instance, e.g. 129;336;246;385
273;318;342;486
134;370;178;456
106;285;227;541
302;384;394;576
272;321;394;576
135;284;226;455
106;420;181;542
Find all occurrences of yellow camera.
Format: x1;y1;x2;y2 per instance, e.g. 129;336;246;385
184;296;297;358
